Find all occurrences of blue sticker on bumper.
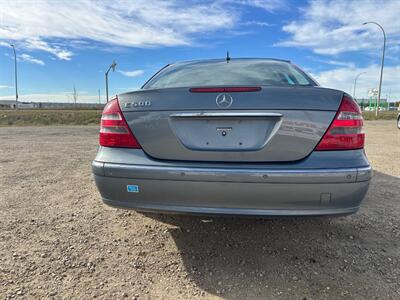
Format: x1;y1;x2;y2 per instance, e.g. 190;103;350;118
127;185;139;193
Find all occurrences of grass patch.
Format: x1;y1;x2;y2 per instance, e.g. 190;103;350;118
0;109;102;126
362;111;398;120
0;109;397;126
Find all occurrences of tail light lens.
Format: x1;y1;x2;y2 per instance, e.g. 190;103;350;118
316;94;364;151
99;97;141;148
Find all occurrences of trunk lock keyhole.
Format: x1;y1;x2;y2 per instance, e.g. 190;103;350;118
216;127;231;136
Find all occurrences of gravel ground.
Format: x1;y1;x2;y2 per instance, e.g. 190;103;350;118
0;120;399;299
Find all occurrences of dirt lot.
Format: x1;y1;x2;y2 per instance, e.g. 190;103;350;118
0;121;399;299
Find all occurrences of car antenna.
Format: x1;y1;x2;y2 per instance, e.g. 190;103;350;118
226;50;231;63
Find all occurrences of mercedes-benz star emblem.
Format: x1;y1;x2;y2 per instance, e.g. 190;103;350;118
216;93;233;108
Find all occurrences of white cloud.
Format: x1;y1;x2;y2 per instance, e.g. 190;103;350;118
118;70;145;78
321;60;355;68
19;53;45;65
0;85;13;89
23;39;73;60
0;93;100;103
278;0;400;55
227;0;286;11
0;0;232;60
306;57;356;68
0;0;286;60
312;65;400;100
116;87;141;91
244;21;273;27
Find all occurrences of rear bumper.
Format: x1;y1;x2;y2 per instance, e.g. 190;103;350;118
92;150;372;216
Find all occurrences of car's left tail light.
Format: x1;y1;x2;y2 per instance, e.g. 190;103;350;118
99;97;141;148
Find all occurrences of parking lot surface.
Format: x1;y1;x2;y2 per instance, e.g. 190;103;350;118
0;121;399;299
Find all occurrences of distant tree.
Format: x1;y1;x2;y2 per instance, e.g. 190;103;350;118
72;85;79;108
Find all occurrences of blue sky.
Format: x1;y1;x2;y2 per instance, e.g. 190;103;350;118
0;0;399;103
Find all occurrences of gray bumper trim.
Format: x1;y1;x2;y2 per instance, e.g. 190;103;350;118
93;175;370;216
93;161;372;184
103;198;360;217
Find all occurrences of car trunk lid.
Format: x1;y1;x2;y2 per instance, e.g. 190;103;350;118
118;86;343;162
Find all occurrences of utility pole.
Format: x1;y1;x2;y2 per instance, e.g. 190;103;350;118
105;60;117;102
363;22;386;118
98;89;101;104
353;72;366;100
72;85;78;108
10;44;18;109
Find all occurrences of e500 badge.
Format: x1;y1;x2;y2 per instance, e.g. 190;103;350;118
124;101;152;108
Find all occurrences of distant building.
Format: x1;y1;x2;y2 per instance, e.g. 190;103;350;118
0;100;17;108
355;98;387;105
356;98;399;111
36;102;105;109
0;100;104;109
18;102;40;109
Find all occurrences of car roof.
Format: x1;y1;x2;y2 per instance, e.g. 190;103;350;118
169;57;291;66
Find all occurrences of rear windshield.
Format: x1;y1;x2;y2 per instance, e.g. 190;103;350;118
143;59;316;89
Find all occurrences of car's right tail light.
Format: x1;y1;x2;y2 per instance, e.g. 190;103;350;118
99;97;141;148
316;94;364;151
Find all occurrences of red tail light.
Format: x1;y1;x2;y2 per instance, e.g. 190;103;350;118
99;97;141;148
190;87;261;93
316;95;364;151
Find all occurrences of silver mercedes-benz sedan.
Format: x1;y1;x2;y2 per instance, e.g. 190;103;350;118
92;58;372;216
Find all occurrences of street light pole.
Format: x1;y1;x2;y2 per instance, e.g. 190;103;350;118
363;21;386;118
105;72;109;103
10;44;18;109
353;72;366;100
105;60;117;102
